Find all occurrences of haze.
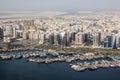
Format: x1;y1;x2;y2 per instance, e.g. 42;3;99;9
0;0;120;12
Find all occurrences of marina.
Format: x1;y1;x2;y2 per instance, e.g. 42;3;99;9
70;60;120;72
0;59;120;80
0;49;120;72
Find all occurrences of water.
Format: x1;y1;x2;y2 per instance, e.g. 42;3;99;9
0;59;120;80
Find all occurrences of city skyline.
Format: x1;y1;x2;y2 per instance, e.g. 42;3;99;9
0;0;120;12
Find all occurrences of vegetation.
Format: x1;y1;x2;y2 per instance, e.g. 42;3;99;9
7;44;24;49
35;44;62;51
35;45;120;56
84;42;93;46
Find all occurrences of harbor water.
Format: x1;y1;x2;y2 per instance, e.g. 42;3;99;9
0;59;120;80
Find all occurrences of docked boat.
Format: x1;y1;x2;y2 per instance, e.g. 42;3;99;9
66;58;72;63
22;54;30;59
50;52;59;57
39;51;47;57
71;64;86;72
111;56;120;62
45;58;52;64
0;55;12;60
37;58;45;64
110;64;116;68
88;65;98;71
26;58;35;62
12;53;22;59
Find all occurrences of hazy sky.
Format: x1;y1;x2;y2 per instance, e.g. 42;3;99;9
0;0;120;12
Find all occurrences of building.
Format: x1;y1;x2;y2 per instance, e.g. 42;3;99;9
29;31;44;39
38;33;44;44
0;28;3;39
75;32;84;45
49;34;54;45
3;25;13;37
101;32;108;42
23;20;34;27
13;27;16;38
93;32;101;47
54;34;59;45
62;33;67;46
23;20;34;31
104;34;116;49
71;32;76;44
23;32;29;39
84;32;90;43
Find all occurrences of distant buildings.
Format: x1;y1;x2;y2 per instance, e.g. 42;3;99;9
0;12;120;49
24;20;35;32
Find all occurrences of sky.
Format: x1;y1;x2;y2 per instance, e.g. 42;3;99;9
0;0;120;12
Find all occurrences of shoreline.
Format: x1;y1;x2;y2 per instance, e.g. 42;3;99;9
0;48;120;72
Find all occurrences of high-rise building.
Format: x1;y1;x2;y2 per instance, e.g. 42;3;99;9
57;34;62;45
23;32;29;39
84;32;90;43
71;32;76;44
13;27;16;38
59;32;68;46
3;25;13;37
49;34;54;45
66;32;71;46
0;28;3;39
54;34;59;45
93;32;101;47
116;37;120;48
104;34;116;49
75;32;84;45
38;33;44;44
101;32;108;42
62;33;67;46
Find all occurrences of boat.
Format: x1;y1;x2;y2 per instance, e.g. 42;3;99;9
39;51;47;57
45;58;52;64
0;55;12;60
110;64;116;68
88;65;98;71
71;64;86;72
111;56;120;62
12;53;22;59
22;54;30;59
37;59;45;64
50;52;59;57
66;58;72;63
27;58;36;62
